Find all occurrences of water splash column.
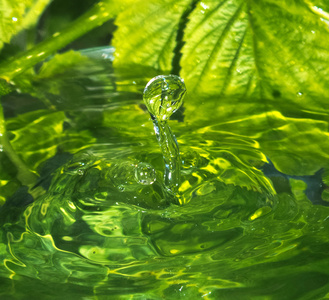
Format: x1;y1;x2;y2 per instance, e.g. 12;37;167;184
143;75;186;204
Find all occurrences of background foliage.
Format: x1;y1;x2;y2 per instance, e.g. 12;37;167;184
0;0;329;204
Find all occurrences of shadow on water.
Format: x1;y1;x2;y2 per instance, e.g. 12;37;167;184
262;159;328;206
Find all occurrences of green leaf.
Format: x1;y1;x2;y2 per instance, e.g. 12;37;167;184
37;50;90;80
0;0;52;51
181;0;329;111
113;0;192;73
14;48;116;110
6;110;95;171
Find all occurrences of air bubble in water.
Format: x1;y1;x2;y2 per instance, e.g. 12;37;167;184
135;162;156;185
143;75;186;121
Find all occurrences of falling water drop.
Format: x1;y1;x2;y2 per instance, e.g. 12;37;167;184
143;75;186;204
143;75;186;121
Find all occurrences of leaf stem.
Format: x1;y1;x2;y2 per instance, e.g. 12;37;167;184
0;1;117;83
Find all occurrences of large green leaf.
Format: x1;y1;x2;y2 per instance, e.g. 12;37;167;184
113;0;192;73
181;0;329;109
0;0;52;51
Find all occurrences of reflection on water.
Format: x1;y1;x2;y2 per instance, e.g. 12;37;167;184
1;132;329;299
1;48;329;299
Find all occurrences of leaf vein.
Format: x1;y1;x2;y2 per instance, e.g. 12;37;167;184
195;1;245;92
219;27;248;96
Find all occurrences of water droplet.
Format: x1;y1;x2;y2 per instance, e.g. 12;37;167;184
200;2;209;9
320;17;329;26
313;6;323;11
296;92;303;97
135;162;156;185
12;17;18;22
143;75;186;121
118;185;125;191
65;164;85;175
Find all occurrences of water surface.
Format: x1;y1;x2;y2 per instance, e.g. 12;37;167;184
1;48;329;299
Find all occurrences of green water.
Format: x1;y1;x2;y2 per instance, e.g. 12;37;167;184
1;48;329;299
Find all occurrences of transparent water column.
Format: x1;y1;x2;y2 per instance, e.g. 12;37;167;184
143;75;186;204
